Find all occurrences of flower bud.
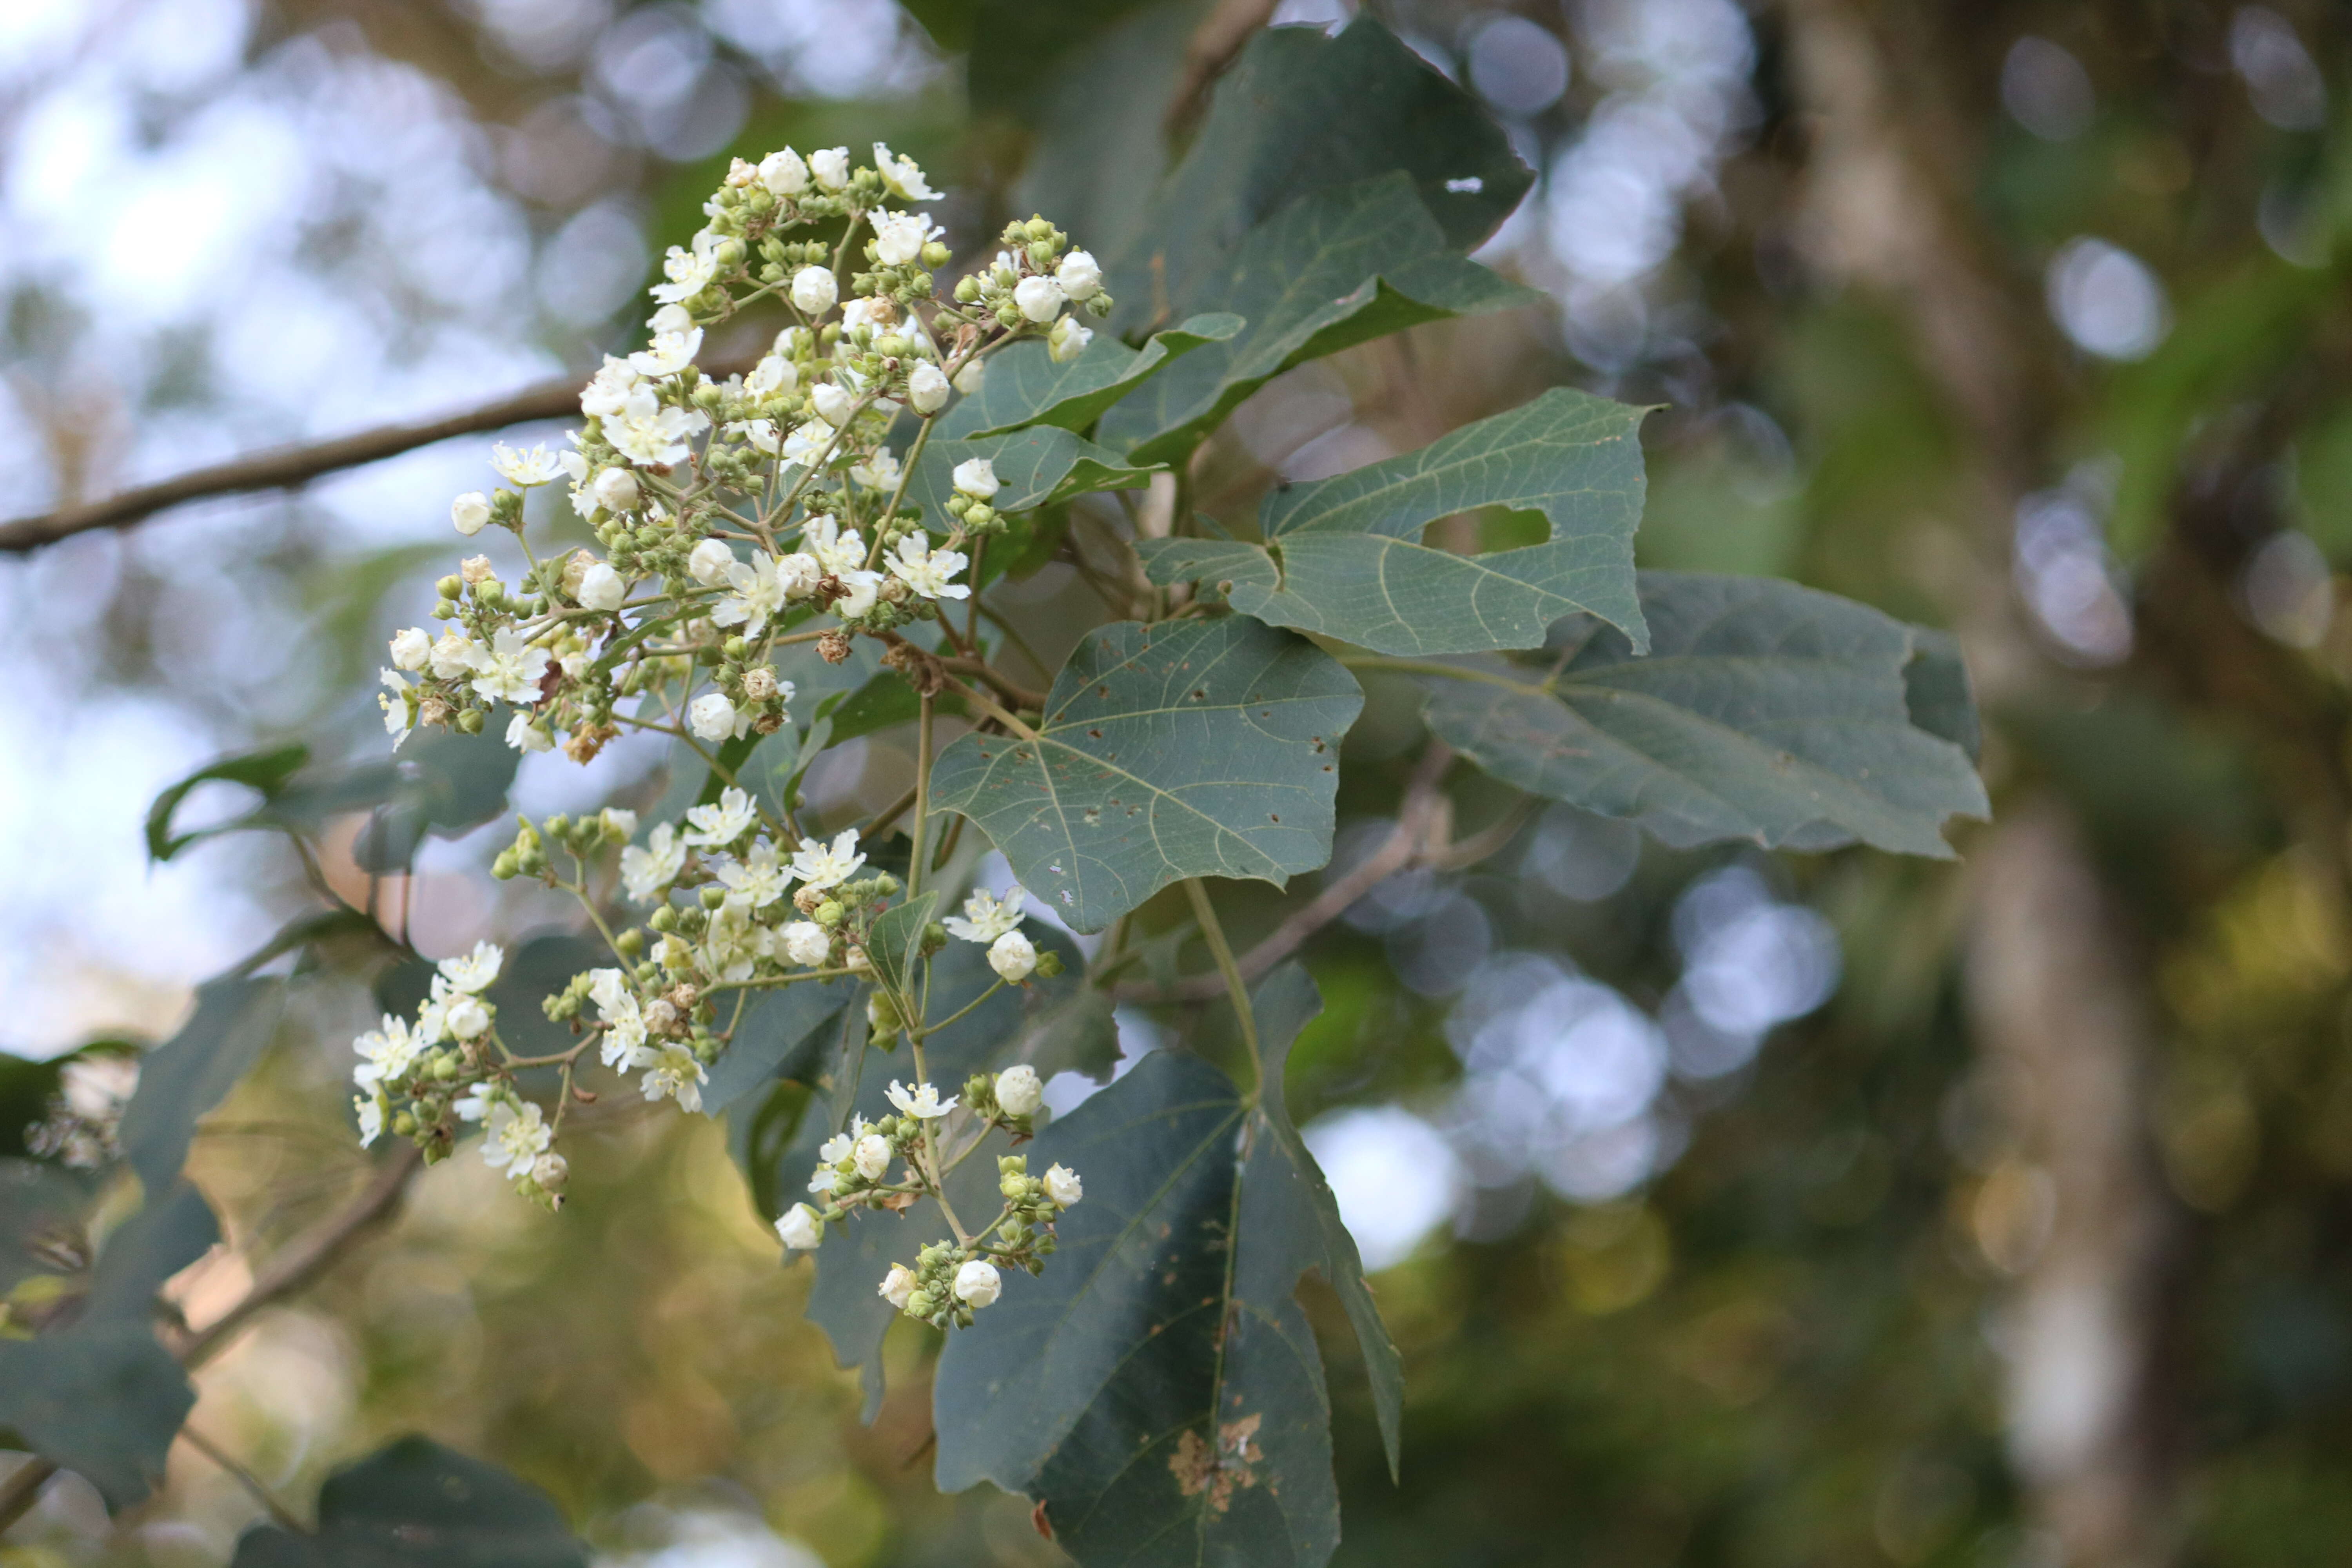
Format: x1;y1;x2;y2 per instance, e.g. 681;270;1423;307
457;708;486;735
790;265;838;315
1045;1163;1083;1207
1013;275;1063;324
953;1258;1002;1308
451;492;492;535
531;1152;569;1192
689;691;738;742
907;360;951;414
921;240;951;269
1056;248;1102;301
578;562;625;612
776;1203;823;1250
987;929;1038;983
879;1263;918;1310
853;1133;891;1181
995;1064;1044;1118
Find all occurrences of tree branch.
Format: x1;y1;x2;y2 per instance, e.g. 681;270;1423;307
1163;0;1280;136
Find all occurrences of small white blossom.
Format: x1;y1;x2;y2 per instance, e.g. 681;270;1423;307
530;1152;568;1193
810;381;856;426
354;1094;384;1148
590;968;650;1067
834;570;883;619
791;265;839;315
506;713;553;753
606;385;709;467
580;355;642;419
885;534;971;601
715;552;792;634
451;491;492;535
452;1083;494;1122
601;808;638;839
1056;249;1102;301
907;360;951;414
952;457;1000;500
684;786;758;848
592;467;640;513
715;839;791;909
352;1014;424;1090
988;930;1038;982
954;357;986;395
688;537;737;586
853;1133;891;1181
1045;1163;1083;1207
945;886;1026;943
995;1065;1043;1118
690;691;742;742
379;671;414;745
640;1041;708;1112
879;1263;918;1309
953;1258;1002;1308
470;628;542;706
779;420;833;468
809;146;850;191
389;627;431;671
1013;275;1063;323
871;209;940;267
439;941;504;995
621;822;687;902
782;922;832;967
492;442;564;486
802;514;865;574
777;1203;824;1250
886;1080;957;1120
791;828;866;890
428;629;481;681
630;326;703;378
808;1163;841;1196
872;142;939;201
483;1099;552;1175
1048;314;1093;363
578;562;626;612
850;448;902;492
444;992;492;1041
746;354;799;398
760;147;809;197
649;241;719;306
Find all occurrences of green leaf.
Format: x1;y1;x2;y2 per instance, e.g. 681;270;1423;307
703;978;858;1114
1421;573;1991;858
1097;174;1536;467
145;744;310;862
118;976;286;1196
932;964;1401;1566
940;313;1244;439
0;1182;218;1509
229;1436;588;1568
349;725;525;873
696;728;770;809
928;616;1363;933
1106;18;1531;335
1903;627;1983;761
912;425;1162;530
864;890;941;1005
1143;387;1654;655
0;1157;92;1293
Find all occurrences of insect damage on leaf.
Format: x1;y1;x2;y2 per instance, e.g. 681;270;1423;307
1170;1413;1267;1513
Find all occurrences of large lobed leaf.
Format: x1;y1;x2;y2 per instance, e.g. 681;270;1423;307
933;965;1401;1568
1143;387;1653;655
1423;573;1991;858
1096;174;1535;467
230;1436;588;1567
928;615;1363;933
942;313;1243;440
910;425;1163;532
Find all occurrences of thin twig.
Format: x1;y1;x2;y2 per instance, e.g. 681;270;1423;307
178;1425;307;1535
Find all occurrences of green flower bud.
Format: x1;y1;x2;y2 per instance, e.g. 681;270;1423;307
814;900;843;928
700;885;727;911
1033;950;1065;979
615;927;645;957
393;1111;417;1137
953;274;980;303
492;849;518;880
921;921;947;955
457;708;485;735
650;906;677;932
906;1290;935;1318
436;575;463;599
723;636;748;659
922;240;951;269
1024;216;1054;241
432;597;458;621
432;1053;459;1082
1027;238;1056;267
873;873;902;896
995;305;1022;328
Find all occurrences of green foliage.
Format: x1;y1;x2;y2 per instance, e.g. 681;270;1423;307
229;1436;588;1567
929;615;1364;932
911;424;1162;526
939;313;1243;438
117;976;284;1195
1143;387;1653;654
701;978;858;1114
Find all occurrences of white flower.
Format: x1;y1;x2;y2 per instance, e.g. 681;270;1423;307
690;692;741;742
470;628;542;706
790;265;838;315
1013;275;1063;323
505;713;552;753
988;930;1038;983
872;142;939;200
606;384;708;467
808;1163;841;1196
849;448;902;492
416;977;454;1045
640;1041;708;1112
492;442;563;486
954;357;986;395
773;553;822;599
810;381;856;426
951;457;1000;500
834;571;883;619
439;941;504;995
759;147;809;196
818;1129;854;1164
444;992;492;1041
592;467;641;514
886;1080;957;1120
389;627;431;671
530;1152;568;1192
853;1133;891;1181
879;1263;918;1309
777;1203;824;1250
1045;1163;1082;1207
379;670;414;746
688;537;736;586
630;326;703;378
428;629;481;681
782;922;832;967
871;209;940;267
354;1094;383;1149
1048;314;1093;363
352;1014;424;1090
885;534;971;601
589;968;649;1068
621;822;686;903
995;1065;1043;1118
580;355;642;419
953;1259;1002;1308
578;562;626;612
802;514;866;574
715;552;791;634
715;839;791;909
650;242;719;305
907;361;951;414
483;1099;552;1175
601;808;637;839
791;828;866;890
808;146;849;191
452;1083;494;1122
451;491;492;535
779;421;834;469
945;886;1027;943
1056;249;1102;301
746;354;799;398
684;786;758;848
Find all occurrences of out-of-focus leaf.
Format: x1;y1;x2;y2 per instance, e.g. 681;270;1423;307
117;978;285;1196
229;1436;588;1568
0;1157;91;1294
1902;628;1981;761
0;1051;69;1161
1423;574;1990;858
704;979;858;1114
350;726;524;873
933;965;1400;1564
145;744;310;862
1098;174;1534;466
929;616;1363;933
1143;388;1653;655
373;934;602;1065
941;313;1243;439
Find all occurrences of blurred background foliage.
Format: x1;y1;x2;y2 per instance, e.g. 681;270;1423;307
5;0;2352;1564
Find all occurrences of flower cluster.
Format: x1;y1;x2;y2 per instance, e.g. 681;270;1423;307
24;1053;139;1169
